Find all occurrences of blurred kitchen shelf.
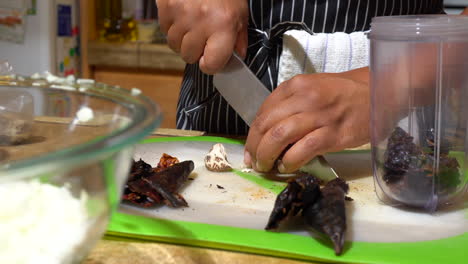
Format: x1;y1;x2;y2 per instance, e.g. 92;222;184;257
79;1;184;129
85;41;184;129
88;41;186;71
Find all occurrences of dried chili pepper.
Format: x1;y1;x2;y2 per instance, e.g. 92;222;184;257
122;154;195;208
265;175;350;256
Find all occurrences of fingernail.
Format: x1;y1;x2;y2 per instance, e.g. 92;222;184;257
244;151;251;167
277;161;286;174
255;161;266;172
239;49;247;59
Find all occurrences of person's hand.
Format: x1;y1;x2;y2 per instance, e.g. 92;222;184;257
244;68;371;173
156;0;248;74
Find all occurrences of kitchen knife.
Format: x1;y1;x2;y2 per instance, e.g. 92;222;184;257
213;53;338;181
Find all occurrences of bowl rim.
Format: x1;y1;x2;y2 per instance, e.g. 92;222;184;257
0;75;163;173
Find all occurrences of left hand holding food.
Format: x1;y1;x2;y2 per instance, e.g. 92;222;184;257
244;68;370;173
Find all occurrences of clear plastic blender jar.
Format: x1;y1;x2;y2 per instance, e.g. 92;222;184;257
369;15;468;212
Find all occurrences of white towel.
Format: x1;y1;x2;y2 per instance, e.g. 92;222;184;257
278;30;370;85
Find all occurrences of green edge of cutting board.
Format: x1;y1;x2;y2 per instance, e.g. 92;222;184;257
106;136;468;264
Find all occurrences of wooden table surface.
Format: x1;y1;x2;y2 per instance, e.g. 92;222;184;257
83;240;317;264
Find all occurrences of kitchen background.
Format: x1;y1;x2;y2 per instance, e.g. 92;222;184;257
0;0;165;76
0;0;467;128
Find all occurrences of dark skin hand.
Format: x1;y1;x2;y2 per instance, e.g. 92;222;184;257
156;0;248;74
244;9;468;174
244;68;370;173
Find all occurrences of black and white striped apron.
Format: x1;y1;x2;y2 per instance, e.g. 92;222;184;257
176;0;445;135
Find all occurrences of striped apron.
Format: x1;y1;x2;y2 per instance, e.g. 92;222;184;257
176;0;445;135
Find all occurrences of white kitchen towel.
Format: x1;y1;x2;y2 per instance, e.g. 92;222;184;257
278;30;370;85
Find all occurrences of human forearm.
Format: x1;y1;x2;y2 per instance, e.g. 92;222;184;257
462;7;468;15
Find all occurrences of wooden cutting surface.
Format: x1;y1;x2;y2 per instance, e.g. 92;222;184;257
83;240;317;264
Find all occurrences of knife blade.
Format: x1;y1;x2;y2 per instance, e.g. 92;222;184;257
213;53;338;181
213;53;271;125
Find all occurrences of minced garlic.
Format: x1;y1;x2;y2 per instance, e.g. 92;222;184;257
0;180;90;264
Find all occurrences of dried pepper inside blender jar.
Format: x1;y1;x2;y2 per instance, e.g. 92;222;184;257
382;127;461;203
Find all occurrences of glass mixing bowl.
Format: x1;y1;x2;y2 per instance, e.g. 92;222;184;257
0;74;162;263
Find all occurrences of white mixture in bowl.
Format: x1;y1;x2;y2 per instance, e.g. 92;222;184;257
0;180;90;264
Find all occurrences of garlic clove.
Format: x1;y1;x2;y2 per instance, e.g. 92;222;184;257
204;143;232;172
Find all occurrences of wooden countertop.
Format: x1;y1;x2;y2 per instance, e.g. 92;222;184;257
83;240;316;264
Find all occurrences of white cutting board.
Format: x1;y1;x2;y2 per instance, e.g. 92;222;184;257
119;139;468;243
